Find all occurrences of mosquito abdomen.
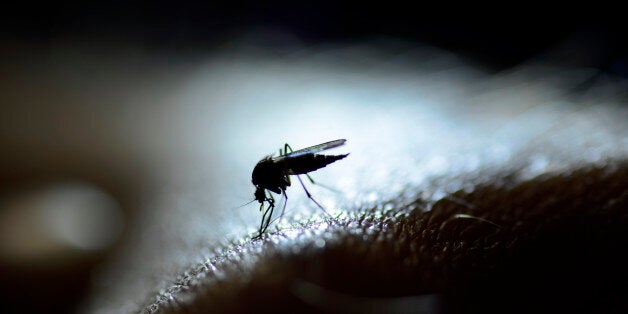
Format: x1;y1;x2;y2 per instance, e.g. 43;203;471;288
286;153;349;175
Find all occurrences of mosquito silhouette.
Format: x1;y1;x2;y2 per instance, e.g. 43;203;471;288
251;139;349;238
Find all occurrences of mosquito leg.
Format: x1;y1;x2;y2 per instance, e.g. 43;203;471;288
261;203;275;234
284;143;294;154
287;160;338;193
280;143;293;156
303;173;341;193
261;191;275;231
279;190;288;221
305;173;316;184
260;192;278;234
257;203;270;237
296;175;332;217
254;190;279;237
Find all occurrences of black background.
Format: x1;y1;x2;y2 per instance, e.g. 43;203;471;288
3;2;627;74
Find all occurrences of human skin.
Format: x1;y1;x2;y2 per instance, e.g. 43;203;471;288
146;162;628;314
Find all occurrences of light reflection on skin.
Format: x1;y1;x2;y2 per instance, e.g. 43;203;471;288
126;49;625;311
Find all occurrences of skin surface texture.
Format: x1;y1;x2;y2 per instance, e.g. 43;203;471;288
148;163;628;313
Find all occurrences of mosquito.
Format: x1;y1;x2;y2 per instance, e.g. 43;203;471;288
251;139;349;238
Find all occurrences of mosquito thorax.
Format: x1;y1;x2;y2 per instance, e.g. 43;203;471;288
251;157;275;185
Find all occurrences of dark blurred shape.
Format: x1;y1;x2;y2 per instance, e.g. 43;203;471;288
0;181;123;313
292;279;441;314
2;3;626;73
0;181;123;262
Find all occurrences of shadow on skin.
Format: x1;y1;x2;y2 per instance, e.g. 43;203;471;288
147;161;628;314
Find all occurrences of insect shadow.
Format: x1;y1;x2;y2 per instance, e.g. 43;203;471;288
251;139;349;238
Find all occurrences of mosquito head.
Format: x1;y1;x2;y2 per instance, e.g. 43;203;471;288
254;186;266;204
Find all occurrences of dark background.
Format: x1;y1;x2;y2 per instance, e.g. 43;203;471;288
3;3;627;75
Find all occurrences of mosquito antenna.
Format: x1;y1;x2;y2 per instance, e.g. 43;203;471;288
232;199;256;210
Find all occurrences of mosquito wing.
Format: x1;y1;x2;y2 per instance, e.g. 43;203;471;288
273;139;346;160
